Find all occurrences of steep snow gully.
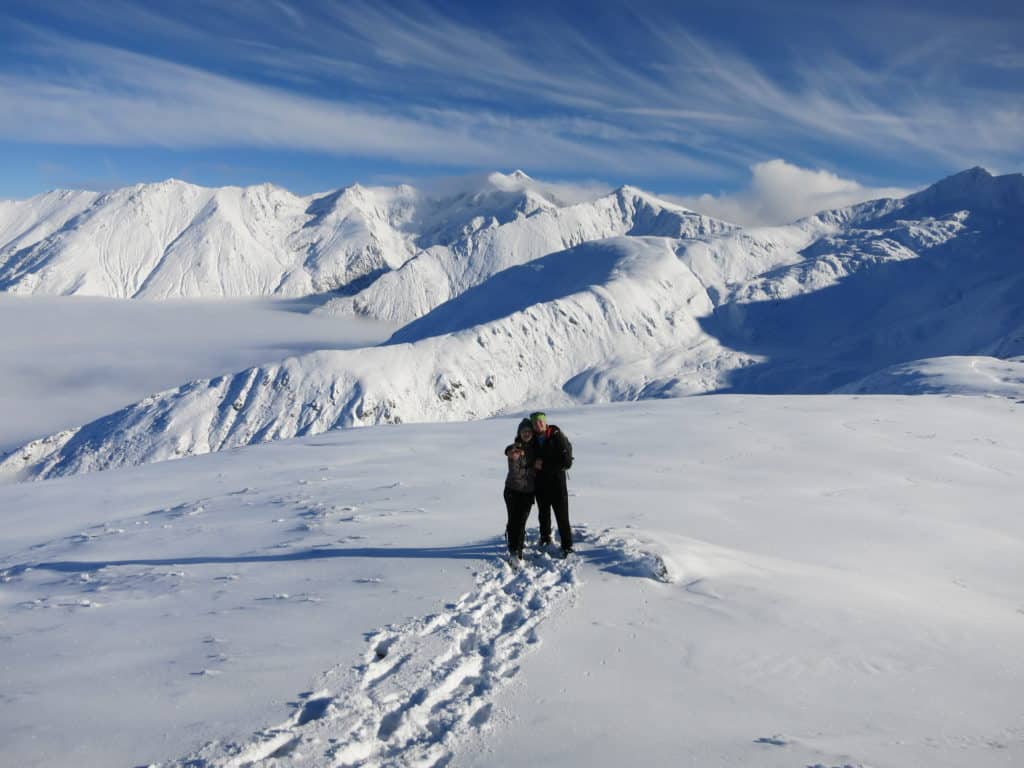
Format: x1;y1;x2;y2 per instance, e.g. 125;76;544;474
148;528;668;768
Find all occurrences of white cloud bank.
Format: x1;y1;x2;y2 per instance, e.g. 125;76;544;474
673;160;915;226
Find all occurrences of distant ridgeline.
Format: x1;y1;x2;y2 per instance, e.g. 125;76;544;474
0;171;732;309
2;167;1022;481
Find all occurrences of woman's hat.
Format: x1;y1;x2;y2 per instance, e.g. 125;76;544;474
517;418;534;434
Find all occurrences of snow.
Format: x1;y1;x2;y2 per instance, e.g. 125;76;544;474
2;396;1023;767
838;355;1024;397
0;188;101;255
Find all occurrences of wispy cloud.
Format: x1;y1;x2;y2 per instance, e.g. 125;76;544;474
1;1;1022;188
273;2;1024;172
0;31;718;178
626;21;1022;171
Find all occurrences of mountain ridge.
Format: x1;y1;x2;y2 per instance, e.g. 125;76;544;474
0;172;736;306
3;168;1023;481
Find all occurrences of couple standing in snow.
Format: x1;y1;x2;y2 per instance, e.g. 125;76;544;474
503;411;574;562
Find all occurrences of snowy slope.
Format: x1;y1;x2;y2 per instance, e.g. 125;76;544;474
1;238;745;480
128;182;423;299
2;396;1023;767
837;355;1024;396
282;183;420;296
2;180;221;297
0;179;424;298
321;183;736;324
701;168;1024;392
0;189;101;255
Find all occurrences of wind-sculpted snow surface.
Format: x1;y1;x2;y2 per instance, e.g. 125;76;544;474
4;397;1023;767
1;238;741;480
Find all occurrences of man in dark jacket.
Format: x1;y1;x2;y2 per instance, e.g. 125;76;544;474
529;411;573;556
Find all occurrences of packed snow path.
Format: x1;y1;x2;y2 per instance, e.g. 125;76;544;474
148;528;667;768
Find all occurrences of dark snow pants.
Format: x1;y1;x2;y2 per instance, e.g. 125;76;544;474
503;487;533;556
535;471;572;550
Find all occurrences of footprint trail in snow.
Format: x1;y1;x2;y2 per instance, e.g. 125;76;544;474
164;548;580;768
154;527;669;768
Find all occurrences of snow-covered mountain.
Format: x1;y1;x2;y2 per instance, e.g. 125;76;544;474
320;182;736;324
0;180;420;298
2;167;1023;481
0;171;733;303
700;168;1024;391
1;237;745;480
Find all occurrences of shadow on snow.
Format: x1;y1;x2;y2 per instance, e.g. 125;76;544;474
5;531;671;583
698;215;1024;393
5;539;507;576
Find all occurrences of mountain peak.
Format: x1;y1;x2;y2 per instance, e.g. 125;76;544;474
952;165;991;179
146;178;199;191
897;166;1023;218
614;184;694;213
484;170;537;192
927;166;993;193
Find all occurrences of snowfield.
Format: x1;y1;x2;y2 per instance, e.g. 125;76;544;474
2;396;1023;767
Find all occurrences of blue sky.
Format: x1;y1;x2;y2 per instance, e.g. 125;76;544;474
1;0;1022;211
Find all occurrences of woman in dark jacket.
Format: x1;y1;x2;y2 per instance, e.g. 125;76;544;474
503;418;536;562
